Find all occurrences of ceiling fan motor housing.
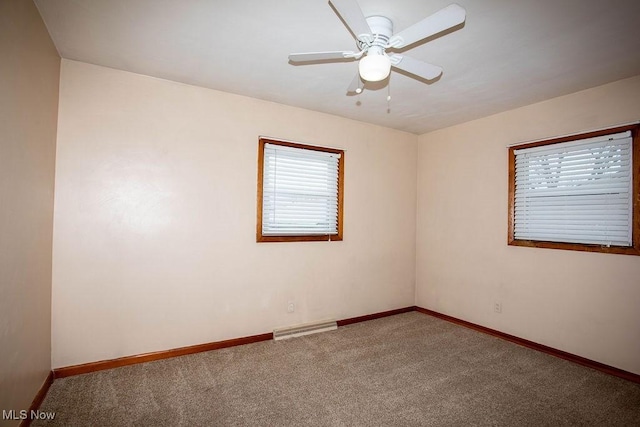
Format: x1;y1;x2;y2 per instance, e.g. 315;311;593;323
357;16;393;52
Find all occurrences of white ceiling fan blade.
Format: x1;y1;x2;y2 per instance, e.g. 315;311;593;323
346;73;364;94
390;55;443;80
329;0;372;40
389;4;466;49
289;51;356;62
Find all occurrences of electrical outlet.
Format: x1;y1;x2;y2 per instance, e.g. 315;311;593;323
494;302;502;314
287;302;295;313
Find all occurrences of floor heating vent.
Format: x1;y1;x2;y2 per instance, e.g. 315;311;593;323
273;319;337;341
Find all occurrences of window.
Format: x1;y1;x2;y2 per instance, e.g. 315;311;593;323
508;123;639;255
256;138;344;242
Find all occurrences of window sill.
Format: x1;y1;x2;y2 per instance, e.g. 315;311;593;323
508;238;640;256
257;235;343;243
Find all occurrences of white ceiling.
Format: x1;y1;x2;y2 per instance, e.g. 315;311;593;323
35;0;640;135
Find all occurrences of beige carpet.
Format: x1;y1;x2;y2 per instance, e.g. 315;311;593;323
35;312;640;426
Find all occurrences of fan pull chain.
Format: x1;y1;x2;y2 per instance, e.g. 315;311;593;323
387;80;391;113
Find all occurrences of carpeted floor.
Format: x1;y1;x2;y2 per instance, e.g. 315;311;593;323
35;312;640;426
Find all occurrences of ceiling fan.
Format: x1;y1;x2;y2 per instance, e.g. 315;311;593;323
289;0;466;93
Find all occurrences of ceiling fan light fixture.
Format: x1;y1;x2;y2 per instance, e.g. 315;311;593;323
359;54;391;82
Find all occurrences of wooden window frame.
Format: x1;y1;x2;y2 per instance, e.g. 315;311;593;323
508;123;640;256
256;137;344;243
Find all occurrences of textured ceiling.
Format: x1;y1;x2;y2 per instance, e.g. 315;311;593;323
35;0;640;134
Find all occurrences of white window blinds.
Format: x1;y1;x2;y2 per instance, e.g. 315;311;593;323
262;143;341;236
514;131;633;246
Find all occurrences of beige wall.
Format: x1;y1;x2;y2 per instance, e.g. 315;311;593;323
49;44;639;375
52;60;417;368
0;0;60;422
416;75;640;375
